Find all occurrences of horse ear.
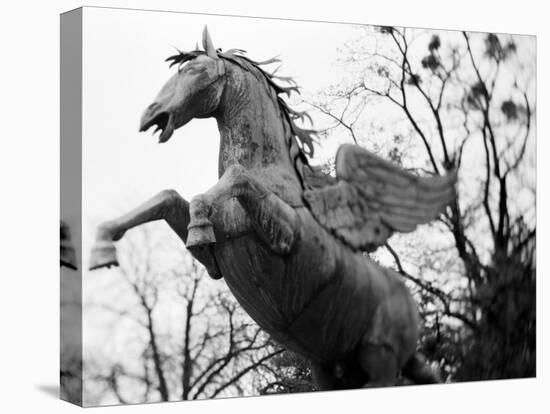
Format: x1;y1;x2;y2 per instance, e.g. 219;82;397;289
202;26;218;59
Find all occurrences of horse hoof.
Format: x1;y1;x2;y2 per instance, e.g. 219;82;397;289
186;223;216;248
89;241;119;270
187;242;223;280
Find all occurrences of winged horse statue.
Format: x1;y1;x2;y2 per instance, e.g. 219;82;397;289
89;27;456;389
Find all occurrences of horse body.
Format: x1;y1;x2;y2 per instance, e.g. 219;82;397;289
89;28;443;389
212;202;419;365
205;55;419;368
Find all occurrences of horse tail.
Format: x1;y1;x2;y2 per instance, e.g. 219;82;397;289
402;352;442;384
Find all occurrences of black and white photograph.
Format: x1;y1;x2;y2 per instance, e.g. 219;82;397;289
58;6;536;407
2;1;547;413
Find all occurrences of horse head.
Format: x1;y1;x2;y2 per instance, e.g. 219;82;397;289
139;26;225;143
139;26;317;188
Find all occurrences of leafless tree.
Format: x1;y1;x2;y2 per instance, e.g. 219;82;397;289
306;26;535;380
84;224;282;405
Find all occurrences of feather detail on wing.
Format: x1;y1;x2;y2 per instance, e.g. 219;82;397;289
303;144;457;252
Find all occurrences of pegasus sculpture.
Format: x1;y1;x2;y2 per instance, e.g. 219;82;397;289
89;27;457;389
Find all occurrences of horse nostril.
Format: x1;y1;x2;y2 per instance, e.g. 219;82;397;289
147;102;159;112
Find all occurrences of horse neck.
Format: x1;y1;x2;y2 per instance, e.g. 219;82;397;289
214;65;298;183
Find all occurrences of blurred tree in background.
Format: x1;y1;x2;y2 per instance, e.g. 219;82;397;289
305;26;535;381
83;28;535;405
257;351;315;395
83;225;283;405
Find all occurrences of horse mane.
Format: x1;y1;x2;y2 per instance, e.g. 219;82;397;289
166;48;318;187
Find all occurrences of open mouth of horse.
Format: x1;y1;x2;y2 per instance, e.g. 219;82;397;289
139;111;175;143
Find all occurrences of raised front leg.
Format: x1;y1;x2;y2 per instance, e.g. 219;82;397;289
187;165;299;255
89;189;190;270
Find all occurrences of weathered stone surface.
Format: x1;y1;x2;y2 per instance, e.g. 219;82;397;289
90;27;454;389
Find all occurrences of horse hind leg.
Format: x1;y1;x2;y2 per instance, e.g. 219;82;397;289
357;333;440;387
401;352;442;384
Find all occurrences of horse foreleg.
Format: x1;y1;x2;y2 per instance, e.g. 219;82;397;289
237;183;299;254
187;165;299;255
89;189;190;270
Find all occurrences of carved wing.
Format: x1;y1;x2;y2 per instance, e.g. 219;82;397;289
303;144;457;252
